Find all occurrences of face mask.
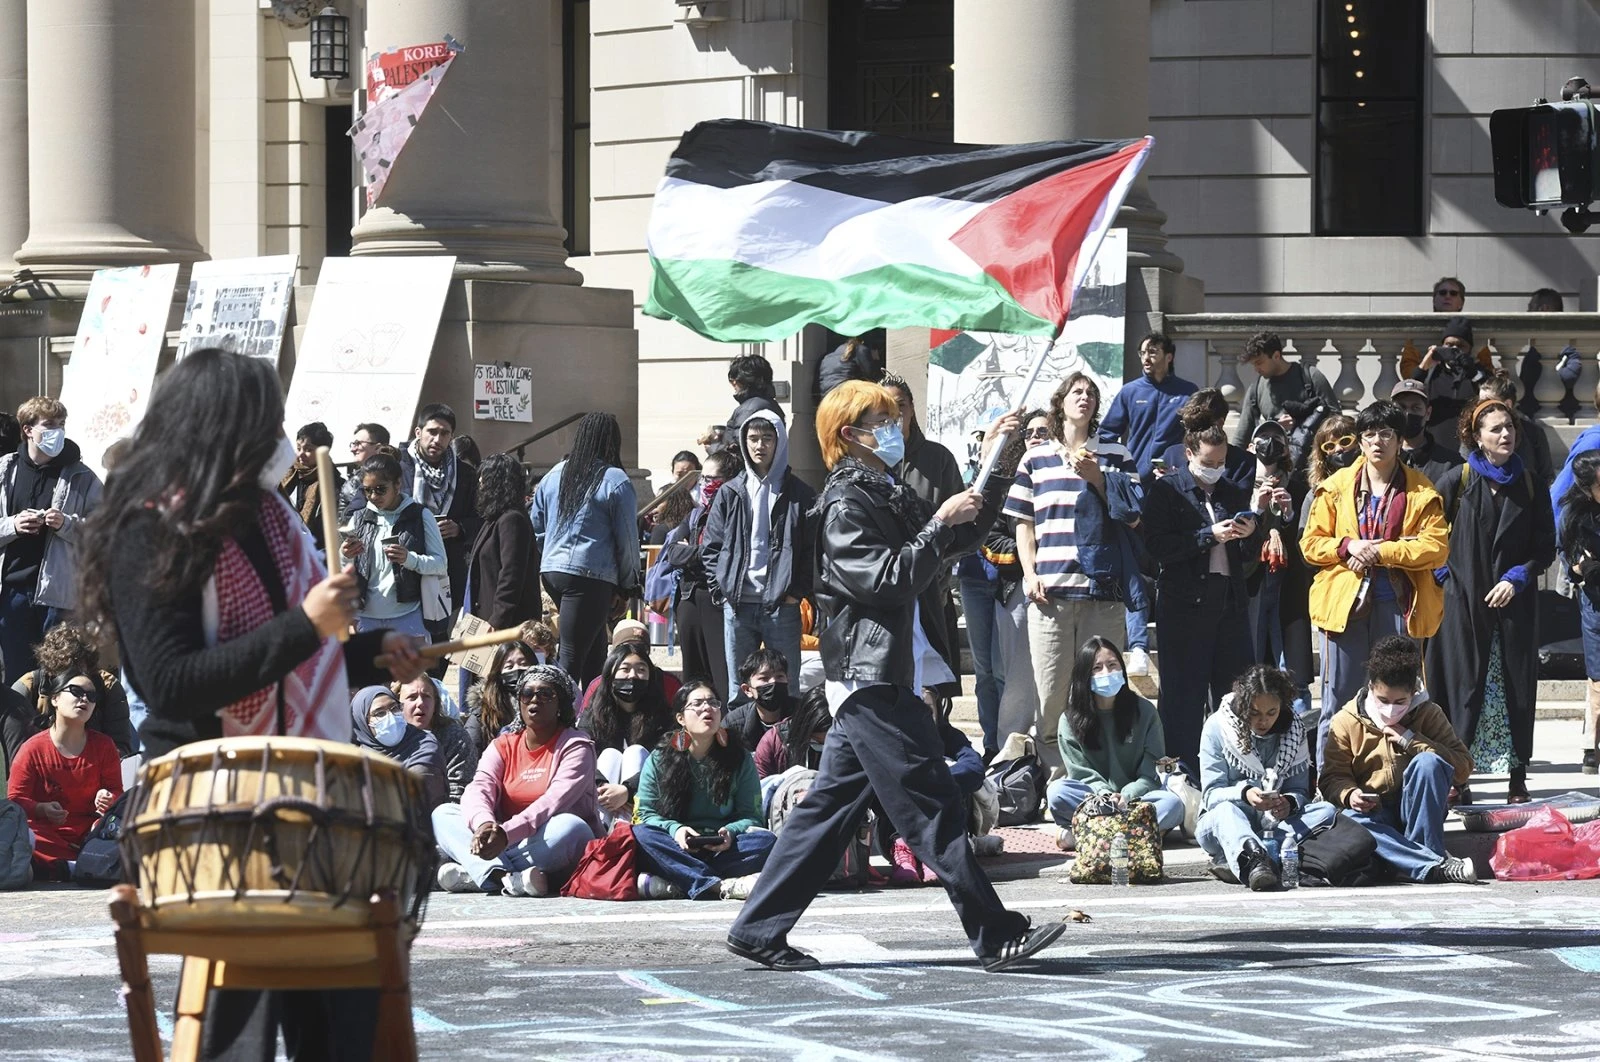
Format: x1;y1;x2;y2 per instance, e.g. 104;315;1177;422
1190;462;1224;486
1327;449;1358;471
1253;436;1286;465
370;711;406;748
753;682;789;708
497;667;529;695
259;434;296;490
34;427;65;460
699;477;724;507
855;422;905;467
613;678;642;702
809;740;827;753
1090;671;1126;699
1401;413;1427;441
1364;691;1412;729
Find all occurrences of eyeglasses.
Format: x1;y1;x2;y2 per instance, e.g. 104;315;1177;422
63;684;99;704
518;687;559;703
683;699;722;712
1319;435;1357;454
1360;429;1397;443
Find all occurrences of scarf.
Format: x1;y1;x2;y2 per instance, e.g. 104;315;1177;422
411;441;457;516
821;458;934;537
1219;693;1309;789
350;685;441;772
280;463;320;526
202;491;350;741
1467;448;1524;487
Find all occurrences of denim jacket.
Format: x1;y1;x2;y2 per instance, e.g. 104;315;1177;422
1197;697;1314;815
529;463;640;591
1072;468;1149;610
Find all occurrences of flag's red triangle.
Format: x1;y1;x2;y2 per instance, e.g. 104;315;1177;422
930;328;962;350
949;140;1145;329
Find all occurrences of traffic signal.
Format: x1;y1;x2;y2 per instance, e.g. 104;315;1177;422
1491;100;1597;209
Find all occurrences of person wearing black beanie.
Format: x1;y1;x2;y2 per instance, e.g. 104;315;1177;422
1411;315;1485;451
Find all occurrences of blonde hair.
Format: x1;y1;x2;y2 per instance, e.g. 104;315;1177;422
1308;413;1356;490
17;396;65;427
816;381;898;470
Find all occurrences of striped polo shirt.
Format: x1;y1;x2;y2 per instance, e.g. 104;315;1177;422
1003;441;1133;599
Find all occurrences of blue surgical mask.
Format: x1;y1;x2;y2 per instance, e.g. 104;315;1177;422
863;423;905;467
35;427;65;460
1090;671;1126;699
370;711;407;748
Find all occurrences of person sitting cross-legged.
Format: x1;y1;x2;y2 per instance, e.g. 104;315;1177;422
632;681;774;900
1319;634;1478;884
432;666;602;896
1045;636;1184;851
1196;665;1337;890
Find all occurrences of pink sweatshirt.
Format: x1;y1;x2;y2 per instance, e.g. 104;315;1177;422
461;727;603;844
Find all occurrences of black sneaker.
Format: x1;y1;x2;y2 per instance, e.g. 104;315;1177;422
1428;856;1479;884
1584;749;1598;775
726;936;822;971
981;920;1067;973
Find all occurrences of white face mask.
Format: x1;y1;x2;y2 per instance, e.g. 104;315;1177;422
370;711;407;748
34;427;65;460
259;434;296;491
1190;462;1224;487
1364;691;1411;729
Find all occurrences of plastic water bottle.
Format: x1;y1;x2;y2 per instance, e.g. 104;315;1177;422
1109;832;1130;887
1281;835;1301;890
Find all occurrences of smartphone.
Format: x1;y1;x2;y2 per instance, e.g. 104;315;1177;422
1149;458;1167;471
685;834;720;851
1233;511;1256;522
381;535;401;545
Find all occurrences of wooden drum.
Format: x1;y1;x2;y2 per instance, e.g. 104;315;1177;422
123;737;436;939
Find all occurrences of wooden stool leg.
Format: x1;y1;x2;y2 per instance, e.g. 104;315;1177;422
369;890;416;1062
170;956;215;1062
108;885;165;1062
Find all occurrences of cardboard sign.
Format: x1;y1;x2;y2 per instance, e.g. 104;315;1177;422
473;362;533;422
448;611;498;677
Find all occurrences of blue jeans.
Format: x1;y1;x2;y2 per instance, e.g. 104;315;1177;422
1343;752;1453;882
1046;777;1185;833
958;577;1003;754
723;600;802;693
1196;799;1337;876
632;824;776;899
1318;591;1407;761
431;803;596;890
1124;575;1150;652
0;587;62;690
356;606;429;641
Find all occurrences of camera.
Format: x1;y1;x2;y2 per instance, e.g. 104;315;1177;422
1436;344;1478;380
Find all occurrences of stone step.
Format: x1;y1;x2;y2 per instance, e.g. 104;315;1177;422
949;693;1586;724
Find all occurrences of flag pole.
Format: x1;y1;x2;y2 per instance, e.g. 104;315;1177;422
969;325;1063;495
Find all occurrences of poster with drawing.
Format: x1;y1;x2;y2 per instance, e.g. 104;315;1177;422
282;256;456;453
176;255;299;364
473;363;533;423
925;229;1128;480
58;264;181;477
352;38;461;208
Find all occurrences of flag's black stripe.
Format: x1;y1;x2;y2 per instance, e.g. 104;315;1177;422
664;119;1138;205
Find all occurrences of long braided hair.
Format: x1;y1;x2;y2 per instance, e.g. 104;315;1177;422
556;412;623;529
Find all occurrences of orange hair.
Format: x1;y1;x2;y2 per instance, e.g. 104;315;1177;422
816;380;898;470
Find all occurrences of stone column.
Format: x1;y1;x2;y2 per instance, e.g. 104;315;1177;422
14;0;205;290
350;0;580;283
952;0;1180;272
0;0;26;274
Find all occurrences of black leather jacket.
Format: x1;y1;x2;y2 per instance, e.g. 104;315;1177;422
814;458;1006;687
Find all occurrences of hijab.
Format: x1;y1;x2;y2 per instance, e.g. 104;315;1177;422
351;685;441;775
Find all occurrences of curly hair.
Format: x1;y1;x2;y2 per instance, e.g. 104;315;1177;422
1458;398;1517;450
476;452;528;522
33;623;99;678
1228;665;1296;736
1307;412;1357;490
1047;372;1101;442
1367;635;1422;691
651;681;746;818
997;408;1048;478
1178;388;1230;433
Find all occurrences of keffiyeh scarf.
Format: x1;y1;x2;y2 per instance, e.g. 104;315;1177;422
411;441;457;516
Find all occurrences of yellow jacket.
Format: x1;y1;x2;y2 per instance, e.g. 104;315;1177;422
1302;458;1449;637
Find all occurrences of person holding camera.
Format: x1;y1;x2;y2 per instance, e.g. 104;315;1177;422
1410;317;1488;452
1230;331;1340;452
1558;451;1600;773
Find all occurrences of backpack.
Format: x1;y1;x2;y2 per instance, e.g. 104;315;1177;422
559;820;640;901
1297;812;1380;887
1279;364;1336;469
986;753;1046;826
0;799;30;890
768;767;875;886
74;789;132;887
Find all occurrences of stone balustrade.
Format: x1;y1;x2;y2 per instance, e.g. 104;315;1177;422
1164;313;1600;434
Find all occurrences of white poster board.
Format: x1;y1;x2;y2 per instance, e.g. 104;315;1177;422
472;363;533;423
282;256;456;451
59;264;181;477
177;255;299;364
926;229;1128;480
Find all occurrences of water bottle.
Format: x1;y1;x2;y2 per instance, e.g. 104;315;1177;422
1281;835;1301;890
1109;831;1130;887
1259;824;1281;864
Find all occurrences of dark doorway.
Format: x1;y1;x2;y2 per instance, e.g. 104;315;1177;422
827;0;954;141
325;105;354;258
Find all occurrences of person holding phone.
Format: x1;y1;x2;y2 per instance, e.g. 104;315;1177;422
342;452;448;643
1320;635;1475;883
631;681;772;900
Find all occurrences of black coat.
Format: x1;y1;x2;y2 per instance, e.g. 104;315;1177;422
1143;468;1261;610
467;508;542;630
1399;437;1463;492
1426;462;1555;763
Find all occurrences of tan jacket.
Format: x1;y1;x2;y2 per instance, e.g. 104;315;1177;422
1319;694;1472;809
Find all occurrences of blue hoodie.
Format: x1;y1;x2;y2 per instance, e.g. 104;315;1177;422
1099;373;1198;479
1551;424;1600;539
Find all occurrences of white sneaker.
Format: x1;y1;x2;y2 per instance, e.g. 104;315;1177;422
637;872;687;900
720;873;760;900
1054;827;1075;852
1125;648;1152;676
436;862;478;893
506;867;549;898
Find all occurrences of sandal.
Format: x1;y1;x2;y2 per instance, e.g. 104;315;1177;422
726;936;822;971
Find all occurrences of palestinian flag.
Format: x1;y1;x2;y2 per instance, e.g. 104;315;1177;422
644;119;1151;343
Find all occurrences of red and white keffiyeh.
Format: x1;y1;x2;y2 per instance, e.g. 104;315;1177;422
202;490;350;740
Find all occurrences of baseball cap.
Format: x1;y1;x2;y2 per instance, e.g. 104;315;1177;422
1390;379;1429;401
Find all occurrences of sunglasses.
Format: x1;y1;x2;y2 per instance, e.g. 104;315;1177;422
63;684;99;704
518;687;559;703
1023;427;1052;440
1319;435;1357;454
361;483;394;497
1435;288;1463;298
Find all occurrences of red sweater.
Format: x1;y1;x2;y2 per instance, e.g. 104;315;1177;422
6;729;122;862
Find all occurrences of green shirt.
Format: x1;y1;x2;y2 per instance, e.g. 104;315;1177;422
635;749;762;837
1057;694;1165;801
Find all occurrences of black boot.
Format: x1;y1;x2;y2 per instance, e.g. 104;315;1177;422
1508;766;1530;804
1237;840;1280;892
1583;749;1598;775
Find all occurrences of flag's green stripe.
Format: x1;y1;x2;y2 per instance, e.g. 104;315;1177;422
929;332;987;373
644;257;1055;343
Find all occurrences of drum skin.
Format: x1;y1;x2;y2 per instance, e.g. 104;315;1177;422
123;737;436;937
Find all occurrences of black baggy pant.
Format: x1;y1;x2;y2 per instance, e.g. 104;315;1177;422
727;683;1029;958
1155;573;1252;778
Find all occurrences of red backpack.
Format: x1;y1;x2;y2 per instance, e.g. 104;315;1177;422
560;821;640;901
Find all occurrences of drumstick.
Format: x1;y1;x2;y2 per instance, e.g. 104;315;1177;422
314;446;349;644
373;624;527;669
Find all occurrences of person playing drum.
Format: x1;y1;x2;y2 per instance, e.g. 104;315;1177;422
77;348;424;1061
